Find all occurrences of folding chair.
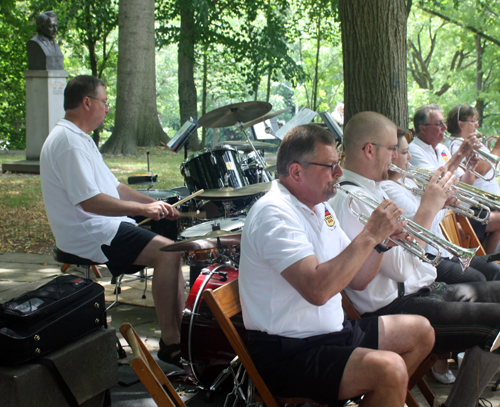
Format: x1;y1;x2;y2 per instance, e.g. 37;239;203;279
120;323;187;407
203;279;326;407
439;210;487;256
341;291;450;407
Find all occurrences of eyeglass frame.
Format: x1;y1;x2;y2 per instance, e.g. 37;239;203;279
86;95;109;109
422;121;446;128
302;161;341;172
361;142;399;152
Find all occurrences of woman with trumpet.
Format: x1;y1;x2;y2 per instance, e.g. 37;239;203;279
445;104;500;253
382;129;500;285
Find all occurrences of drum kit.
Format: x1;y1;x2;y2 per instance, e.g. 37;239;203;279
135;101;287;396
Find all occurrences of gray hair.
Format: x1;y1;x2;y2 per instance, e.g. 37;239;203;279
277;124;335;178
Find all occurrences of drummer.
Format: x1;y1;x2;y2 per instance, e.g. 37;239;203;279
40;75;184;369
238;124;434;405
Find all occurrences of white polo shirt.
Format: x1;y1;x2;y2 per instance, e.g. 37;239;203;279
40;119;135;263
409;136;464;177
329;170;436;315
239;180;347;338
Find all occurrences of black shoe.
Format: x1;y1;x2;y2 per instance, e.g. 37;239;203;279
157;340;183;369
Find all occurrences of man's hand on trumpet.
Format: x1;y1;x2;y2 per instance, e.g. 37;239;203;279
363;199;408;249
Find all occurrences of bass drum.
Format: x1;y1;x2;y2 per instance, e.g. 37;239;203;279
181;146;249;192
181;265;245;388
135;189;180;241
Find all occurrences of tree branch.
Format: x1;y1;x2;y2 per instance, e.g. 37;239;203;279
417;5;500;48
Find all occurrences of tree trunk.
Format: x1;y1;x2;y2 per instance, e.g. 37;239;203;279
312;17;321;113
339;0;408;128
101;0;166;155
178;0;200;152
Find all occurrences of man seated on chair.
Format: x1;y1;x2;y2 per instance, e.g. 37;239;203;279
239;123;435;406
329;111;500;407
40;75;184;369
409;104;500;254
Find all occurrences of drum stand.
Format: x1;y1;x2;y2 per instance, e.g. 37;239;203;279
235;122;268;170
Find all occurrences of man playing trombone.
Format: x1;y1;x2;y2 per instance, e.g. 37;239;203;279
330;111;500;407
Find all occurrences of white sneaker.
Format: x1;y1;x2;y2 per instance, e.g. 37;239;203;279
431;367;456;384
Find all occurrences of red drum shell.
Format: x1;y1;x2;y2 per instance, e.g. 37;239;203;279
181;265;245;388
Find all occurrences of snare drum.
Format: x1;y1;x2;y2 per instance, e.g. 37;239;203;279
181;265;244;388
135;189;180;241
181;146;249;193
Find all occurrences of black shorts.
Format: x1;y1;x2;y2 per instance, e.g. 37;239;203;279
101;221;156;277
246;317;379;406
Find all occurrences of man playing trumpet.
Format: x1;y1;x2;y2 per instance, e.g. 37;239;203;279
444;104;500;253
330;111;500;407
410;103;500;254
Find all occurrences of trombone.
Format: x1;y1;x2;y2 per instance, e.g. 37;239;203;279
389;164;491;225
335;185;478;271
448;135;500;181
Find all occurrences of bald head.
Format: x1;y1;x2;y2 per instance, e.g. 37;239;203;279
342;111;398;181
343;111;397;159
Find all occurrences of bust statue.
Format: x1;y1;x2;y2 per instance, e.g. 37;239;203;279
27;11;64;70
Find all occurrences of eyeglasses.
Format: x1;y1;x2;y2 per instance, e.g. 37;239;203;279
303;162;341;172
87;95;109;109
362;143;398;152
422;121;446;128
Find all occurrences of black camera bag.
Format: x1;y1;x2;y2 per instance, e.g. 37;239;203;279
0;274;105;365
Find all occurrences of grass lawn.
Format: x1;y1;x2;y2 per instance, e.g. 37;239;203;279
0;147;186;255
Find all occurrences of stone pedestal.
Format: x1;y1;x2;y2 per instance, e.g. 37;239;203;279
24;70;67;161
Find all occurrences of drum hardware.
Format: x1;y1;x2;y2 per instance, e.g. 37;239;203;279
136;189;205;227
128;151;158;188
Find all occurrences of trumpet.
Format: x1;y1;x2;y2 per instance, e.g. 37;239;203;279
335;185;478;271
449;135;500;181
389;164;491;224
485;136;497;152
406;164;500;213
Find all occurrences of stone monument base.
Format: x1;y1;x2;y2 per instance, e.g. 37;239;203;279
2;160;40;174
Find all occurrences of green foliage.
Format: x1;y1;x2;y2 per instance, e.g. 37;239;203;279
0;1;32;150
408;2;500;133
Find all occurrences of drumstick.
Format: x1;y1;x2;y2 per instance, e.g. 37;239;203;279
136;189;205;227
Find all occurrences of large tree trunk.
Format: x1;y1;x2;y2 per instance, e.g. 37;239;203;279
339;0;409;128
101;0;166;155
178;0;200;152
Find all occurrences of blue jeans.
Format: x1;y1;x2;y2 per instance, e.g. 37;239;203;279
363;281;500;353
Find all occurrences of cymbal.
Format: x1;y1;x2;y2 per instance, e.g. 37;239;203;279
242;107;293;129
199;102;272;128
199;182;272;200
160;231;242;252
224;140;275;151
